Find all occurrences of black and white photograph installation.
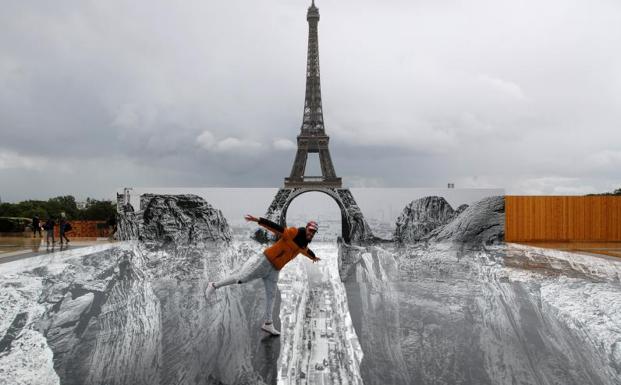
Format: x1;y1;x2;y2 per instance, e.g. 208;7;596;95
1;0;620;385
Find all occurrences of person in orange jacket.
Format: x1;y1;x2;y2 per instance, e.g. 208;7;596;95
205;214;321;336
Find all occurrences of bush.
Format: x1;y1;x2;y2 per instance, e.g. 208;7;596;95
0;217;31;232
78;199;116;221
587;188;621;196
0;196;116;223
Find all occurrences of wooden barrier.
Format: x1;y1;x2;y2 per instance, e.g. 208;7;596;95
45;221;110;238
65;221;110;238
505;196;621;242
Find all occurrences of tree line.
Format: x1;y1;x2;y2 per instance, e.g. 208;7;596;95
0;196;116;221
588;188;621;196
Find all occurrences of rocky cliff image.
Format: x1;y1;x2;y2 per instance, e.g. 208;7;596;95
339;240;621;385
395;195;504;244
118;194;232;244
395;196;459;242
1;194;277;385
1;192;620;385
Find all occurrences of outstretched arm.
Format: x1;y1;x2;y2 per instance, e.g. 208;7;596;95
245;214;285;235
300;247;321;263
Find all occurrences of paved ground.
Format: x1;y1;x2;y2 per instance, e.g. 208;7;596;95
517;241;621;258
0;236;116;264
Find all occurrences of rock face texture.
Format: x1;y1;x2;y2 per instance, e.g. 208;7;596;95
118;194;232;244
338;241;621;385
140;194;231;244
1;195;278;385
394;196;456;242
0;274;60;385
394;196;504;244
455;203;469;215
337;189;376;243
430;195;505;244
36;249;161;385
27;243;279;385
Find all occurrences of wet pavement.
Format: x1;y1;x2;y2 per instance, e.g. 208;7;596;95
515;241;621;259
0;236;116;264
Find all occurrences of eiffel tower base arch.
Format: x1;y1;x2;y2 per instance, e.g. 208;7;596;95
254;187;375;244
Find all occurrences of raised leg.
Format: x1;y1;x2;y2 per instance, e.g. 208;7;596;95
214;253;271;289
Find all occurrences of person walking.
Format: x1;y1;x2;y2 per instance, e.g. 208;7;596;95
59;218;71;244
44;217;55;245
32;215;42;237
205;215;321;336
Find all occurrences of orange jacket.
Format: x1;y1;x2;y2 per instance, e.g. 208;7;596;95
258;217;317;270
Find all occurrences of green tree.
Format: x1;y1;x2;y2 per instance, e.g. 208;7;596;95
48;195;79;219
0;196;116;223
79;199;116;221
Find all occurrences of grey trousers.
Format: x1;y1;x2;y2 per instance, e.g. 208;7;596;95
46;230;54;243
214;253;280;323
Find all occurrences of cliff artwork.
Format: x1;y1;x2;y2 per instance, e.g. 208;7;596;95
1;0;620;384
1;192;620;385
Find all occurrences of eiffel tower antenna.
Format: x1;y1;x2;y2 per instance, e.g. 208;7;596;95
284;0;341;188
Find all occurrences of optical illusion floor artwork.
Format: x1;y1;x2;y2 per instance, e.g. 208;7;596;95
1;195;620;385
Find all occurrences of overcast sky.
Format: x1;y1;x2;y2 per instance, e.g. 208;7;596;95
1;0;620;202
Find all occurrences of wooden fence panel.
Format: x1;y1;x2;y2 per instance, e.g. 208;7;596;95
52;221;110;238
505;196;621;242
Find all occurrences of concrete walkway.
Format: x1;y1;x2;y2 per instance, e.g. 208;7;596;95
516;241;621;258
0;236;117;264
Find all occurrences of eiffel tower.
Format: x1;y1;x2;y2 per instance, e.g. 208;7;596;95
257;0;374;244
284;0;340;188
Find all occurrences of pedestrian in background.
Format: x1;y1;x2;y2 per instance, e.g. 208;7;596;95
32;215;42;237
44;217;55;244
59;217;71;244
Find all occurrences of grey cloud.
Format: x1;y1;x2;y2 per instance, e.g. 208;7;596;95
0;0;620;201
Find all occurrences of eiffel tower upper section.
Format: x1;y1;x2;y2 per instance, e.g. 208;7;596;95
302;0;324;134
285;0;342;188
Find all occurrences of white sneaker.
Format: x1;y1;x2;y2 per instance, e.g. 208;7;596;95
261;322;281;336
204;282;216;300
